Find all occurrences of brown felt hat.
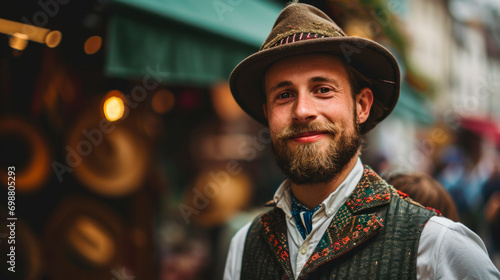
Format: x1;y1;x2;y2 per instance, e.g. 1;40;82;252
229;3;400;133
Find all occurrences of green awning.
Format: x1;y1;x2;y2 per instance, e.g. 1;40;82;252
392;82;434;125
105;0;283;86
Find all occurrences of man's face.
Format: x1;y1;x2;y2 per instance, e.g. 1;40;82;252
264;54;369;185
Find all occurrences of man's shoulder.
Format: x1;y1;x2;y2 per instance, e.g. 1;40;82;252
246;206;285;232
421;216;491;253
350;166;439;218
423;216;478;237
227;206;283;264
231;221;253;245
359;166;440;216
418;216;500;278
389;185;440;214
230;206;283;240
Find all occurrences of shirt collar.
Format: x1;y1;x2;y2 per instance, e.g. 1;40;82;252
273;157;364;219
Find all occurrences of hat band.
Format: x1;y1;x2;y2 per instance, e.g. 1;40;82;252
271;32;326;48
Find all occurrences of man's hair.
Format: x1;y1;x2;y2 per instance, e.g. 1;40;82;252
344;63;372;99
342;61;386;134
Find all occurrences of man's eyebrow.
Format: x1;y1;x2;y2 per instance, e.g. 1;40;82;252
268;81;293;93
268;77;341;93
310;76;341;88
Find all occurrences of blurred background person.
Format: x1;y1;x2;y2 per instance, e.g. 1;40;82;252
386;172;460;222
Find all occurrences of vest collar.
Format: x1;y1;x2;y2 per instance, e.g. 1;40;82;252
345;166;392;213
299;166;391;278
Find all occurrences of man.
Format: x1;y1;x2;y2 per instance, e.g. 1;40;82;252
224;3;500;279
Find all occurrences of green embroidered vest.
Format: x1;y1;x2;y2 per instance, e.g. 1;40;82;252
241;167;438;280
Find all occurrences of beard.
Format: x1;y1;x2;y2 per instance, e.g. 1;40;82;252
271;114;361;185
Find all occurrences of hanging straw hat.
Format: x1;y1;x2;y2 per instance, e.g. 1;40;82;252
183;169;253;227
66;99;150;197
0;116;51;193
229;3;400;133
44;196;127;280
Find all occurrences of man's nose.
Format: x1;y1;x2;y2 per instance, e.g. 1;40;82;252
292;93;317;122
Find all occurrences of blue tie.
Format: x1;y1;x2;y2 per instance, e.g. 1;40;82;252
290;194;321;240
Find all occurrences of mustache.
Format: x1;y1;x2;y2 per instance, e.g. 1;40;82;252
275;121;337;141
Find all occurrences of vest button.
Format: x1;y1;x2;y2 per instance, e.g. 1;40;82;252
300;247;307;254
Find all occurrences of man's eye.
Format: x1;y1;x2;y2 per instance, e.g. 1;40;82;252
278;92;291;99
317;87;331;94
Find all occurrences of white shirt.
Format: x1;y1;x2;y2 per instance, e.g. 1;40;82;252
224;158;500;279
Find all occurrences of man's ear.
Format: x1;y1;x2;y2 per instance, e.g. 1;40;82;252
263;104;268;120
356;88;373;124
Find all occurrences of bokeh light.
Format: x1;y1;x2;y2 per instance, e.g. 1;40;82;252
84;35;102;55
152;89;175;114
210;82;245;121
103;95;125;122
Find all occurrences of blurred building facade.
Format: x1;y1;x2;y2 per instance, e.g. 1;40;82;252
405;0;500;119
362;0;500;174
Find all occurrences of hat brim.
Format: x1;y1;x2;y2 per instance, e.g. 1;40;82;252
229;36;400;133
